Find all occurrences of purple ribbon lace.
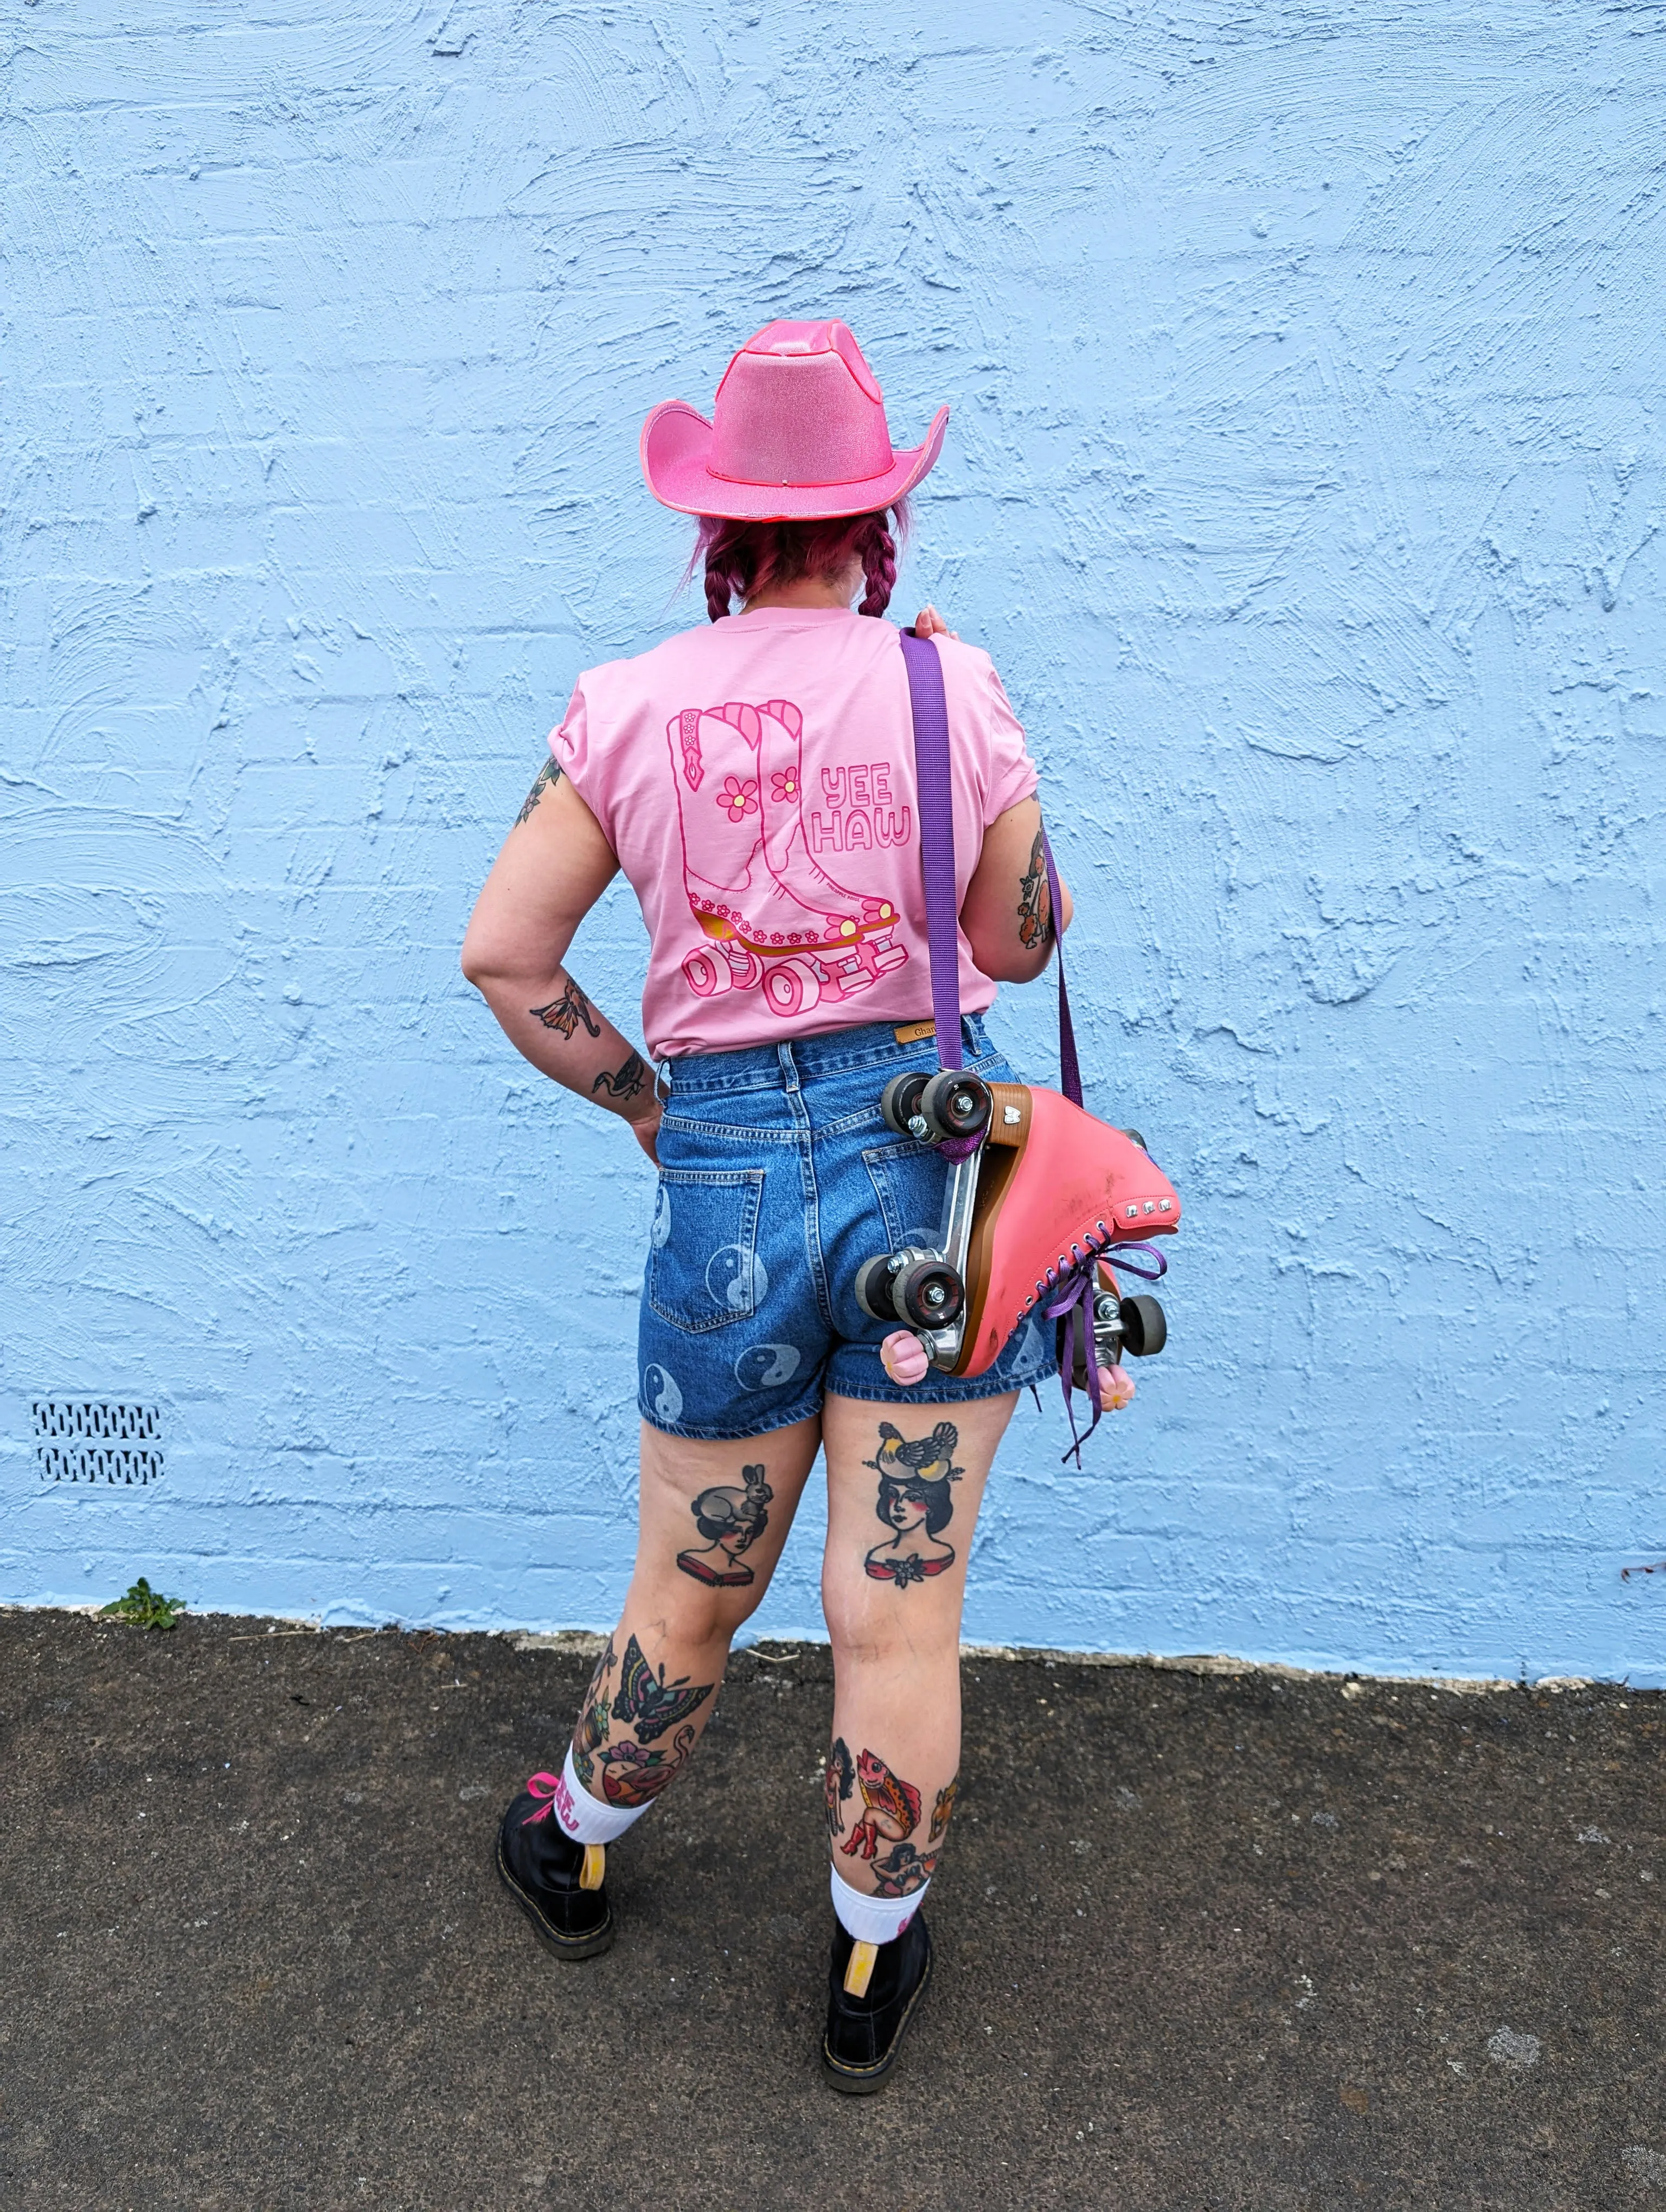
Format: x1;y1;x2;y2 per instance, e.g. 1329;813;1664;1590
1043;1241;1168;1467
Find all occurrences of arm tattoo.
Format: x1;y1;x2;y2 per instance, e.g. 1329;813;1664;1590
515;757;562;826
1017;829;1053;950
529;977;601;1040
592;1050;647;1102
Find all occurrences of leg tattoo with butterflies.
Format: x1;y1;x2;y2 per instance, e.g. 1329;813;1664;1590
568;1631;716;1810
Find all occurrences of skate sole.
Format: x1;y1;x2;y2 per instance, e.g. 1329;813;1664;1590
821;1944;933;2094
495;1833;615;1961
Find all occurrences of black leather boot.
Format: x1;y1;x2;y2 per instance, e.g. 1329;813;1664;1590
822;1911;933;2092
495;1787;614;1959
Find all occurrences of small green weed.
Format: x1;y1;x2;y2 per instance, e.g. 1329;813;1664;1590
99;1577;187;1630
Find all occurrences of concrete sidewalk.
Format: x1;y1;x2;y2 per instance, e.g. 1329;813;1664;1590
4;1609;1662;2210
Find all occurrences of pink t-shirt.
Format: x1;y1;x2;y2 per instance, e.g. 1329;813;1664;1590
551;606;1039;1060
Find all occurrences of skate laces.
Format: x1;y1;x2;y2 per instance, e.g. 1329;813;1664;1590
1042;1235;1168;1467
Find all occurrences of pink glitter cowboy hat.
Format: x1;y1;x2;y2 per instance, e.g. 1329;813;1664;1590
640;319;950;523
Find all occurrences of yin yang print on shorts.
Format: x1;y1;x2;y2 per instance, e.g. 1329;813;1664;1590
642;1362;683;1426
706;1243;766;1314
733;1342;801;1392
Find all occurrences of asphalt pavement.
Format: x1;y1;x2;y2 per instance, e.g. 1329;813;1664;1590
4;1609;1663;2210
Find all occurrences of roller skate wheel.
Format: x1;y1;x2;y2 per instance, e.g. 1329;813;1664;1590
896;1258;965;1332
920;1069;991;1141
880;1070;928;1137
855;1252;904;1324
1118;1294;1166;1358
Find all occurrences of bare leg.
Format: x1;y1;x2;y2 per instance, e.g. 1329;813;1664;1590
819;1391;1018;1896
569;1414;822;1812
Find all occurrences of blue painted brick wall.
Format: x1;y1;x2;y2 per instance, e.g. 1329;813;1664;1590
5;0;1663;1682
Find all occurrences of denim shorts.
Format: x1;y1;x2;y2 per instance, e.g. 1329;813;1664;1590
638;1014;1059;1441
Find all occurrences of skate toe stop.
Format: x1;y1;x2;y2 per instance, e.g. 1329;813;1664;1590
880;1330;931;1385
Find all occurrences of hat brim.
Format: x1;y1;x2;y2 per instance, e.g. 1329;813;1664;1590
639;400;949;522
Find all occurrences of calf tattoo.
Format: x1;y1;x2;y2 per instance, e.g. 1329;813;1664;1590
864;1420;963;1588
1017;828;1052;949
515;756;562;826
612;1632;714;1744
824;1737;856;1841
872;1840;939;1897
678;1463;772;1586
842;1747;924;1863
570;1635;617;1787
595;1722;698;1807
592;1050;648;1102
929;1776;959;1843
529;976;601;1040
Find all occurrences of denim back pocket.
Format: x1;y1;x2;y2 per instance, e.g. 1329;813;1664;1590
861;1140;949;1256
646;1167;767;1333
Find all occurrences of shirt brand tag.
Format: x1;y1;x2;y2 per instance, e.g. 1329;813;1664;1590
893;1021;936;1046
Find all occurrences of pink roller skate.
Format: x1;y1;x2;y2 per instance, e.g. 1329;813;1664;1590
665;701;911;1018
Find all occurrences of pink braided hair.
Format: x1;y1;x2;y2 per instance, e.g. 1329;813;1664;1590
854;512;898;618
693;502;908;620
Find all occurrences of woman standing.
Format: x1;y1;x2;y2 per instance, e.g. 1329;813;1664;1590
462;320;1069;2091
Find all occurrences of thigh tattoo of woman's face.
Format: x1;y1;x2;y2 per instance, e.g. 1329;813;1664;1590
677;1463;773;1586
863;1421;963;1589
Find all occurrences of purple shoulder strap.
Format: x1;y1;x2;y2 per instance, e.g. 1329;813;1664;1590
899;628;1081;1106
898;629;965;1072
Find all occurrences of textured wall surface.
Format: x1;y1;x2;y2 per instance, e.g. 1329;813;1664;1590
5;0;1663;1682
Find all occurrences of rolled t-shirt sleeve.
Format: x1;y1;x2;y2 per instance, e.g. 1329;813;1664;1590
548;679;613;846
983;663;1040;824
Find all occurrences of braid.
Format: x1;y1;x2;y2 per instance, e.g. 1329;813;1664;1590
856;510;898;618
691;502;906;618
702;522;756;621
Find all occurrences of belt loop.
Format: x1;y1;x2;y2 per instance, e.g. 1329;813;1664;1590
777;1041;799;1092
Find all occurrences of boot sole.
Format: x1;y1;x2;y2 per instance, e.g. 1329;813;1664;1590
495;1833;615;1961
821;1943;933;2094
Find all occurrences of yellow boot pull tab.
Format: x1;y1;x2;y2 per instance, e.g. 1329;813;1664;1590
579;1844;606;1892
843;1939;879;1999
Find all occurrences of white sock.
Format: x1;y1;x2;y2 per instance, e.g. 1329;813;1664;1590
543;1746;651;1845
830;1861;929;1947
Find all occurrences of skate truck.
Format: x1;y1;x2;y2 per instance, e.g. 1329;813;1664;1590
854;631;1182;1455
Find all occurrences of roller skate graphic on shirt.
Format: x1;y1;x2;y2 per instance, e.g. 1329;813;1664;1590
665;698;910;1019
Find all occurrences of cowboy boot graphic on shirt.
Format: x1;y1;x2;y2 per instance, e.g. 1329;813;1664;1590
753;698;909;1000
665;703;889;1009
664;704;768;998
